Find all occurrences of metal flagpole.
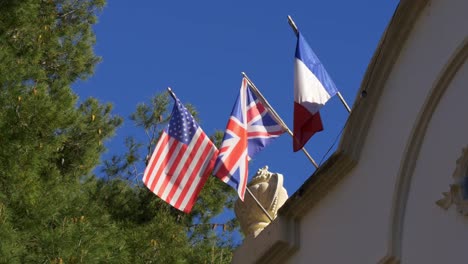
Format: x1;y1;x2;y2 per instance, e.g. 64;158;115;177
246;187;273;221
167;87;177;99
287;15;352;114
168;87;275;221
242;72;319;169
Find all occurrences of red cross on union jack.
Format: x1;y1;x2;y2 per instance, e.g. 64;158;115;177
214;78;285;200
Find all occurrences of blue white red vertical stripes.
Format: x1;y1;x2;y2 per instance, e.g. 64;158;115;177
214;78;285;200
142;94;218;213
293;32;339;152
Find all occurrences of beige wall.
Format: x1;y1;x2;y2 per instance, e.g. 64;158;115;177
400;60;468;263
285;0;468;263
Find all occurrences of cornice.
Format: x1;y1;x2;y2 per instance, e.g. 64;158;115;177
384;36;468;263
233;0;431;263
280;0;430;221
279;151;356;219
339;0;428;160
231;216;299;264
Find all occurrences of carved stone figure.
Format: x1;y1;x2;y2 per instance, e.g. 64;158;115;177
234;166;289;237
436;147;468;215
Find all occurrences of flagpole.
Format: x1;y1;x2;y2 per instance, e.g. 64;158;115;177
246;187;273;221
241;72;319;169
167;87;177;99
168;88;275;221
287;15;352;114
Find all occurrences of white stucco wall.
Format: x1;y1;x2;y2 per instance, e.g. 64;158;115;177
400;60;468;264
286;0;468;263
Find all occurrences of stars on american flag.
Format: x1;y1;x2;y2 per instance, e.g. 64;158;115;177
142;92;218;213
167;100;198;144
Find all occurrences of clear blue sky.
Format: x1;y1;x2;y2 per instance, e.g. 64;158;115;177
75;1;399;208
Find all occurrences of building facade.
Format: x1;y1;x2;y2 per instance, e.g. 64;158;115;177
233;0;468;263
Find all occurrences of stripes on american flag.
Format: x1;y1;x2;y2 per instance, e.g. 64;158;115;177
142;95;218;213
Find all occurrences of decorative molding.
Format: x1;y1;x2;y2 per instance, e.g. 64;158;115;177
234;0;446;262
231;215;299;264
279;152;356;219
378;255;400;264
339;0;429;161
436;147;468;215
384;36;468;263
280;0;429;220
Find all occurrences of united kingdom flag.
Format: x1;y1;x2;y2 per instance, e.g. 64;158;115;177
213;78;286;200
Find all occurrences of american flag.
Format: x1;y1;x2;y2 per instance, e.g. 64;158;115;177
214;78;286;200
143;94;218;213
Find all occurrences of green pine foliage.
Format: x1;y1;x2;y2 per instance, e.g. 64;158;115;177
0;0;238;263
100;92;238;263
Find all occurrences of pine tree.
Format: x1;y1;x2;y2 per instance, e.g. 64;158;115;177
0;1;238;263
99;92;239;263
0;0;121;262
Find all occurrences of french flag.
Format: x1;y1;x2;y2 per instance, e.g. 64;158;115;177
293;32;338;152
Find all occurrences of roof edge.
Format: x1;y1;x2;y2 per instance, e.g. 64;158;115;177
280;0;429;220
233;0;430;262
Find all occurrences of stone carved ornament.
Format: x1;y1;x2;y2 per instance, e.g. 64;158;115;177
436;147;468;215
234;166;289;237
